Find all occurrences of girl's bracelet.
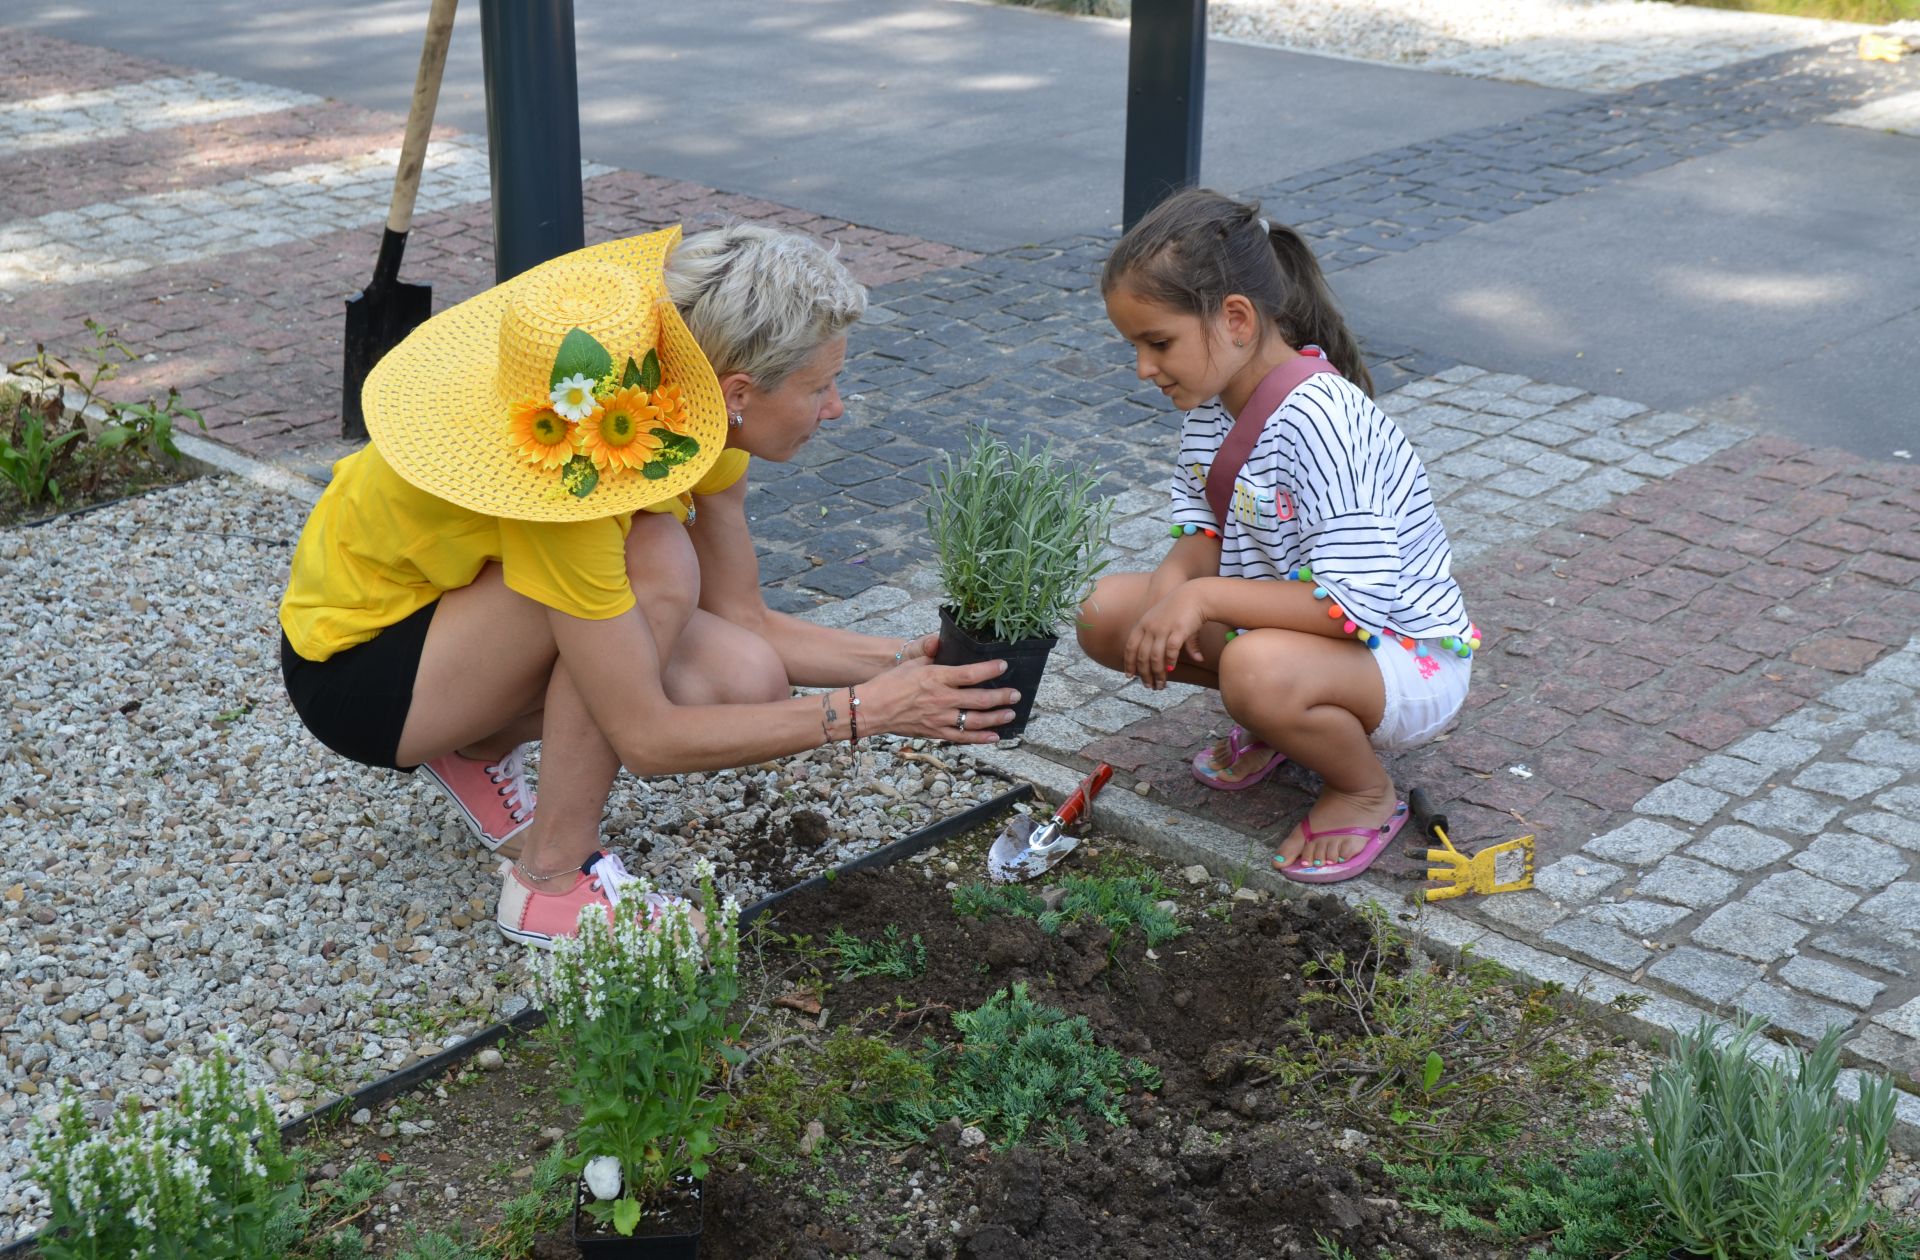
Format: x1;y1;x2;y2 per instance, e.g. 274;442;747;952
847;686;861;743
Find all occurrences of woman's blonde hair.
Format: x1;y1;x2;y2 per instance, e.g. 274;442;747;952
664;224;867;388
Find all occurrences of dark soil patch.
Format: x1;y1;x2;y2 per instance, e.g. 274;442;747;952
280;827;1510;1260
700;845;1496;1260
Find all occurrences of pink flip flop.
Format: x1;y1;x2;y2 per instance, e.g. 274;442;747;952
1275;800;1409;884
1191;726;1287;791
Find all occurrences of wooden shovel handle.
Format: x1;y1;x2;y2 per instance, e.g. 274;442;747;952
388;0;459;236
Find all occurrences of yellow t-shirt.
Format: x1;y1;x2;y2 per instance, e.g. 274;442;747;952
279;445;751;661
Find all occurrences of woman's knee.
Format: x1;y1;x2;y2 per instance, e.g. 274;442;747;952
665;612;790;705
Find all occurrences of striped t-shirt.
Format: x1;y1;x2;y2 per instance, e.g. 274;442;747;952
1169;373;1470;640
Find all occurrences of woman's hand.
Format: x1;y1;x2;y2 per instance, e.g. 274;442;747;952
860;651;1019;744
1124;585;1207;690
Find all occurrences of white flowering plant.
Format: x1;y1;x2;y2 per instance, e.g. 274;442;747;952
28;1047;297;1260
532;864;743;1236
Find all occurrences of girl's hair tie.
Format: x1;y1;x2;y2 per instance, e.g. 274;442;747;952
1257;217;1271;233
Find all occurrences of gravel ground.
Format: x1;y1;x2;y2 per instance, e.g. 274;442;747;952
1207;0;1878;91
0;473;1007;1240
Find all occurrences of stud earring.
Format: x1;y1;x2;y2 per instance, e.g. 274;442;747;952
728;411;744;429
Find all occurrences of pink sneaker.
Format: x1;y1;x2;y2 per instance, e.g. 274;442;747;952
496;850;674;949
418;745;535;852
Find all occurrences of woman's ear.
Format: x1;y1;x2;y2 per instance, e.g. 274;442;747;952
718;371;754;416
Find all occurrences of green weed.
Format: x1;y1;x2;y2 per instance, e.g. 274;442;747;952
2;320;204;513
953;870;1183;950
1255;903;1613;1161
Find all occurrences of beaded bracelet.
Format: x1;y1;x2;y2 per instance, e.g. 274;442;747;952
1221;566;1481;660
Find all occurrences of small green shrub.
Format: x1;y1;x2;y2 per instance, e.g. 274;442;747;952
1639;1017;1895;1259
1392;1144;1671;1258
953;871;1183;949
900;982;1159;1148
925;427;1112;643
826;925;928;980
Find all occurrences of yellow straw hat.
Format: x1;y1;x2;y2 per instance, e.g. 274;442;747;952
362;225;727;522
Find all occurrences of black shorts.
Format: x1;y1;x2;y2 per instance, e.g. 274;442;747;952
280;600;438;771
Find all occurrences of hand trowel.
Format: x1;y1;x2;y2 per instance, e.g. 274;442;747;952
987;763;1113;883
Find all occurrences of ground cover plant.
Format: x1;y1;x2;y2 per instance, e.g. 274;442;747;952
1;320;204;524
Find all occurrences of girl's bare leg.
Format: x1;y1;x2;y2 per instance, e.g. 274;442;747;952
1080;572;1275;781
1080;573;1393;865
1216;629;1392;867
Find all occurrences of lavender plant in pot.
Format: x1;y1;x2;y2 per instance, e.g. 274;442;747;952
533;868;742;1259
925;428;1112;737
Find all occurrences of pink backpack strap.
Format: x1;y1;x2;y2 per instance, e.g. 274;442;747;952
1203;350;1339;528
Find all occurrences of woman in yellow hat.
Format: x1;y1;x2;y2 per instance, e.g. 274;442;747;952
279;224;1018;948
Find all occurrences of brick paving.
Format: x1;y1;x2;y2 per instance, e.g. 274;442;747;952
5;18;1920;1104
0;34;975;464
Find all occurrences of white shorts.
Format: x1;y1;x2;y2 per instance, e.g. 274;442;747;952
1368;642;1471;753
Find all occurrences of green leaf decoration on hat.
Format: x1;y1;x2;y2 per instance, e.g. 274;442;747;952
637;348;662;392
639;427;699;480
559;454;600;498
621;355;645;389
550;328;613;390
657;430;699;460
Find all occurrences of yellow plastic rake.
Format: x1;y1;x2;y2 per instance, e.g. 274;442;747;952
1404;787;1535;901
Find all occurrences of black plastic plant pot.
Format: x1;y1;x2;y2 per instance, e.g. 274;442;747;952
935;605;1056;738
572;1175;703;1259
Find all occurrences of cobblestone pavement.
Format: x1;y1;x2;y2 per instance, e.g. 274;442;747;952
6;15;1920;1110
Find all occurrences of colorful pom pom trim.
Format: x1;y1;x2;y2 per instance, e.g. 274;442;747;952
1294;571;1479;659
1169;523;1221;539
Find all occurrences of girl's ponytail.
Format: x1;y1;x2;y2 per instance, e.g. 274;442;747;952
1102;187;1375;399
1265;222;1375;398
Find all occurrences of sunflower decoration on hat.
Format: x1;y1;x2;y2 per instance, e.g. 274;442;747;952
362;225;727;522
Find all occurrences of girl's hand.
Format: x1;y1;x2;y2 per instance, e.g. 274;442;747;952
1124;586;1207;690
862;654;1019;744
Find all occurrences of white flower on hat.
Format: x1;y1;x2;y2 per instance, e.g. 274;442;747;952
550;373;601;423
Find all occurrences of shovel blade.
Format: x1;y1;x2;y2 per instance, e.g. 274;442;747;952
342;278;432;439
988;833;1079;883
988;815;1081;883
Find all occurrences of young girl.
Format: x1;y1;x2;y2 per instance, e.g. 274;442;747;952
1078;188;1477;884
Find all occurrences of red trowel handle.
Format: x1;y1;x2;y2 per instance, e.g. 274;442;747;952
1055;764;1113;827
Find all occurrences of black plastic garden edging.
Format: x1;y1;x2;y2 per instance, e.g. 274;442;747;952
0;782;1030;1258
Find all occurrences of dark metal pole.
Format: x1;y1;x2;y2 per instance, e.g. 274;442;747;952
1122;0;1207;231
479;0;585;283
